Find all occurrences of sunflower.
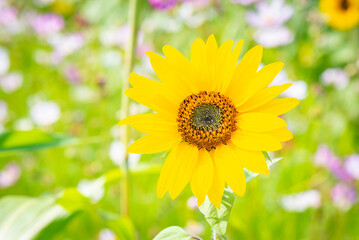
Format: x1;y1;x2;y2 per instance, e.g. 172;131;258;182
119;35;299;208
320;0;359;30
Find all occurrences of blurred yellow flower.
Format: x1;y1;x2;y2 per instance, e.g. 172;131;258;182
119;35;299;208
320;0;359;30
52;0;75;16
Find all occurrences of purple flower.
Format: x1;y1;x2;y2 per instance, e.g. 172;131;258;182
331;183;357;211
246;0;293;28
64;66;82;84
31;13;64;36
148;0;177;10
230;0;260;6
254;26;294;48
314;145;353;182
344;154;359;180
321;68;349;89
0;162;21;188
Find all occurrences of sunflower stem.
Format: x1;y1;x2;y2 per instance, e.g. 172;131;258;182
120;0;139;217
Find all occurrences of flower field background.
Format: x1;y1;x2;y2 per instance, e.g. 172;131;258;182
1;0;359;239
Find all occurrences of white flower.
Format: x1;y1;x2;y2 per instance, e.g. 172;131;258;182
71;86;99;103
0;72;23;93
77;177;105;203
246;0;293;28
101;50;122;68
177;1;213;28
266;67;307;100
184;220;204;237
186;196;198;210
281;190;321;212
254;27;294;48
29;100;61;126
98;229;116;240
0;162;21;188
321;68;349;89
0;47;10;75
47;33;85;64
0;100;8;122
109;140;141;168
281;80;308;100
14;118;34;130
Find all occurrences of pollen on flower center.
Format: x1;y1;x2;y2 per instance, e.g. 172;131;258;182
177;91;238;150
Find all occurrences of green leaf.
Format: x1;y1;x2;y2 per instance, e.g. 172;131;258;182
106;216;136;240
0;196;70;240
34;212;81;240
153;226;200;240
199;189;234;240
0;130;75;153
56;188;92;212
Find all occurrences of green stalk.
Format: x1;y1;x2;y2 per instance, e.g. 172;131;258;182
120;0;139;217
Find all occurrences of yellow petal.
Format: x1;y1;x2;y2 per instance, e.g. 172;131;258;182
162;45;201;94
168;143;198;199
235;62;284;107
190;38;206;73
237;113;287;132
125;88;177;116
157;144;180;198
249;98;300;116
238;83;293;112
231;130;283;151
215;40;233;92
232;40;245;63
214;144;246;196
225;45;263;105
217;40;245;93
207;151;225;209
127;133;181;154
267;128;293;142
145;51;192;102
204;34;219;91
190;149;214;206
128;72;179;106
235;147;269;175
118;113;177;135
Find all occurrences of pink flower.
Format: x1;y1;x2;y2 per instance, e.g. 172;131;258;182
253;26;294;48
64;66;82;84
0;7;17;26
314;145;353;182
246;0;293;28
230;0;260;6
31;13;64;36
321;68;349;89
344;154;359;180
331;183;357;211
148;0;177;10
0;162;21;188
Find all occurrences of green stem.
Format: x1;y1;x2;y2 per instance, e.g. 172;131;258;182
120;0;139;217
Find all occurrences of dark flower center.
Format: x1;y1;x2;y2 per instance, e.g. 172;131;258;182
177;91;238;150
340;0;350;10
191;104;222;131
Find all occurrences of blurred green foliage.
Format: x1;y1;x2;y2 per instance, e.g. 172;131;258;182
1;0;359;239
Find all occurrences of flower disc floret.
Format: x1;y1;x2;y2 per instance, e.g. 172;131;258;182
177;91;238;150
